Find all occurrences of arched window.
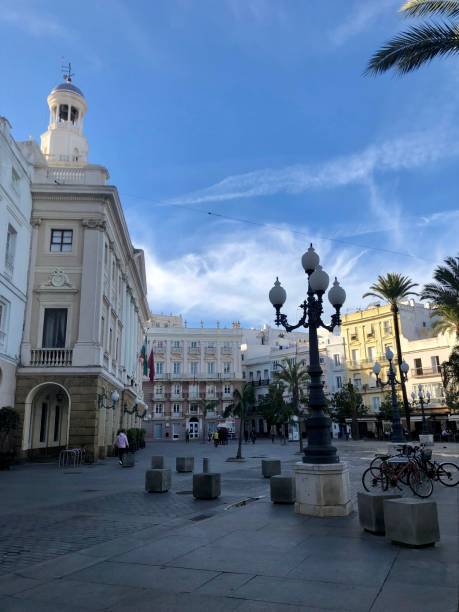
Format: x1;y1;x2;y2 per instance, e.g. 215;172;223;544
70;107;79;124
59;104;69;121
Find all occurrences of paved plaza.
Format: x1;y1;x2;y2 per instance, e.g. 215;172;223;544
0;439;458;612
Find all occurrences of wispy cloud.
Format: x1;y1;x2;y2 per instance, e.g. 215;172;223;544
329;0;399;47
129;204;459;326
162;128;459;207
0;7;68;38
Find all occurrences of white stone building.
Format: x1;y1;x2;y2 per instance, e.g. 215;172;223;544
14;77;149;460
143;315;243;440
0;117;32;408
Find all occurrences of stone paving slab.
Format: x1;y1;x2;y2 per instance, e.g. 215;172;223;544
370;582;459;612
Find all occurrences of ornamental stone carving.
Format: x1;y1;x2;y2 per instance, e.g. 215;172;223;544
42;268;72;289
81;218;106;231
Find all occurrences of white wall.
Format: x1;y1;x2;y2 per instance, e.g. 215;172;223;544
0;117;32;407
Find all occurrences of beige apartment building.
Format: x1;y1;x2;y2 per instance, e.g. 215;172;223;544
143;315;243;440
14;77;149;460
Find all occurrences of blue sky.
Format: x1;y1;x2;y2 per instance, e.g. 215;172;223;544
2;0;459;327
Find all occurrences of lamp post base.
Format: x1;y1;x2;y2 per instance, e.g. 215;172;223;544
294;462;353;517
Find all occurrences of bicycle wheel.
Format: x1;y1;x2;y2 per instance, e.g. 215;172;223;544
362;467;388;492
437;462;459;487
369;456;383;477
408;469;433;498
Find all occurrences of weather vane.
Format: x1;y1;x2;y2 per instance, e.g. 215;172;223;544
61;61;74;83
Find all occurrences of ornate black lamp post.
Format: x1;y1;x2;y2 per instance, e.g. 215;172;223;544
372;348;409;443
411;384;431;435
269;244;346;464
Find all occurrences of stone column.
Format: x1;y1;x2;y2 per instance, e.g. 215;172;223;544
73;218;106;365
294;462;353;517
20;218;41;365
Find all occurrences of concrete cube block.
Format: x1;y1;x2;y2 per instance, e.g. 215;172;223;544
151;456;165;469
384;498;440;546
176;456;194;473
270;475;296;504
357;492;401;534
122;452;135;468
262;459;281;478
145;468;171;493
193;473;221;499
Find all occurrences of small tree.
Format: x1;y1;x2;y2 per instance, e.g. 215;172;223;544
200;400;217;444
330;382;367;440
274;361;309;451
0;407;20;470
224;383;255;460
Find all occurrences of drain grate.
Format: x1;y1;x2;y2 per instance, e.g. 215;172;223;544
225;496;265;510
190;513;214;522
176;490;193;495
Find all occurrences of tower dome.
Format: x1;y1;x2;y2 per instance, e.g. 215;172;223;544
40;76;89;166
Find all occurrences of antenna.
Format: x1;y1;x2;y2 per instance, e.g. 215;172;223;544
61;61;74;83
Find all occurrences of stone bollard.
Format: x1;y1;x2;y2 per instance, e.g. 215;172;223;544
262;459;281;478
193;458;221;500
357;492;401;534
151;456;164;469
384;498;440;546
145;469;171;493
176;457;194;473
270;475;296;504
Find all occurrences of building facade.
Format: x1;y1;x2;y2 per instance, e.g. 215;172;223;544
14;77;149;460
143;315;243;440
0;117;32;408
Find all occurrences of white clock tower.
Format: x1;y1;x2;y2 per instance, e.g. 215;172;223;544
40;74;88;166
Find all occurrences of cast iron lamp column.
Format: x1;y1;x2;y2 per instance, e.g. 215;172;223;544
372;348;409;443
269;244;346;464
411;385;431;435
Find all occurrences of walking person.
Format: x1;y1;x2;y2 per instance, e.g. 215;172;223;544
271;429;275;443
244;430;249;444
185;430;190;443
115;429;129;465
213;430;219;448
250;429;256;444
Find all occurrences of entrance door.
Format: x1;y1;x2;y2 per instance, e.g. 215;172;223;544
189;420;199;439
154;424;163;439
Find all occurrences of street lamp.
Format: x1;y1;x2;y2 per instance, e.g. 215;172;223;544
98;389;120;410
269;244;346;464
372;348;409;443
411;384;431;435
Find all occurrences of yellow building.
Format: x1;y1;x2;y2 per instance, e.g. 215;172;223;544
341;301;434;436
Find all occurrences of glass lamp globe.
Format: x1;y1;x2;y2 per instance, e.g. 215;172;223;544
385;348;394;361
269;277;287;308
328;277;346;307
426;391;431;400
111;390;120;403
309;265;329;293
301;243;320;273
400;361;409;374
411;391;416;400
373;362;381;376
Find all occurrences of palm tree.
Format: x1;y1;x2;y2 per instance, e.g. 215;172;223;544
431;304;459;338
422;255;459;339
199;400;217;444
366;1;459;75
330;381;367;441
274;360;309;452
363;273;419;432
224;383;255;460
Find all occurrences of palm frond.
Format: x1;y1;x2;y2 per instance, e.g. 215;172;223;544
401;0;459;18
366;22;459;75
363;273;418;304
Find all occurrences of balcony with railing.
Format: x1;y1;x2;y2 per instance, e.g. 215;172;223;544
205;346;217;356
30;348;73;367
188;346;201;355
221;346;233;355
412;367;441;378
170;345;183;355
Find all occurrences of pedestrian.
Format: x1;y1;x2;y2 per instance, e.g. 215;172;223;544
213;430;219;448
114;429;129;465
250;429;256;444
441;428;449;443
208;431;212;443
185;430;190;443
244;430;249;444
271;430;275;443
